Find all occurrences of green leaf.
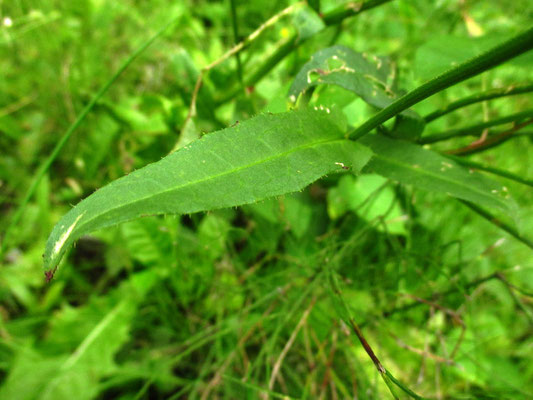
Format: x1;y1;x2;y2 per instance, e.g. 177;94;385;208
120;217;175;267
44;109;372;271
415;33;533;81
292;4;325;41
37;302;133;400
327;174;406;235
0;349;66;400
289;46;391;104
282;192;314;239
289;45;424;140
360;134;516;215
0;271;158;400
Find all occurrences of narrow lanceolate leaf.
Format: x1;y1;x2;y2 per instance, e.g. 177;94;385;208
360;134;516;215
44;109;372;271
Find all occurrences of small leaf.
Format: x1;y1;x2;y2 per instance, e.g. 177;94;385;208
360;134;516;215
292;4;325;41
173;117;199;151
44;109;372;271
289;45;424;140
289;46;390;101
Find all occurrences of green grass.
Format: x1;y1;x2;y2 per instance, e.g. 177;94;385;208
1;1;533;399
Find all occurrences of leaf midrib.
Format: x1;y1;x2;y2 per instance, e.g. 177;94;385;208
71;136;350;237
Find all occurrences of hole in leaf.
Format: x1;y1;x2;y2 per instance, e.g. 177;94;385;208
327;56;346;70
307;70;323;84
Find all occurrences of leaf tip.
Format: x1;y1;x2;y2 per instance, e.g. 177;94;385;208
44;211;86;273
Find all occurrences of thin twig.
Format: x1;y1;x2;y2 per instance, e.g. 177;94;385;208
401;294;465;359
201;301;278;400
446;117;533;155
183;3;300;125
269;296;316;390
328;269;427;399
0;93;37;117
495;273;533;323
388;331;455;365
424;83;533;123
360;272;500;329
495;272;533;297
419;109;533;144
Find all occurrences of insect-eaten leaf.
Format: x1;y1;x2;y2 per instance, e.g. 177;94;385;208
289;45;425;140
44;109;372;273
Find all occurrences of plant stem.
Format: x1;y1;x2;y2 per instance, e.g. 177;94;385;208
216;35;299;104
446;117;533;155
228;0;244;86
424;83;533;123
348;26;533;140
460;200;533;250
186;3;299;121
0;16;181;259
322;0;393;26
419;109;533;144
245;34;297;89
327;268;426;399
384;370;426;400
445;155;533;187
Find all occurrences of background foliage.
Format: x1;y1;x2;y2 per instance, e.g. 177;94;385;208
1;0;533;399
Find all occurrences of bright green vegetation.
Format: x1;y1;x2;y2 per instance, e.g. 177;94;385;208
1;1;533;399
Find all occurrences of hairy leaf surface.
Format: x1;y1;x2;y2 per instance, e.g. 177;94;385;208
360;134;516;214
44;109;372;270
